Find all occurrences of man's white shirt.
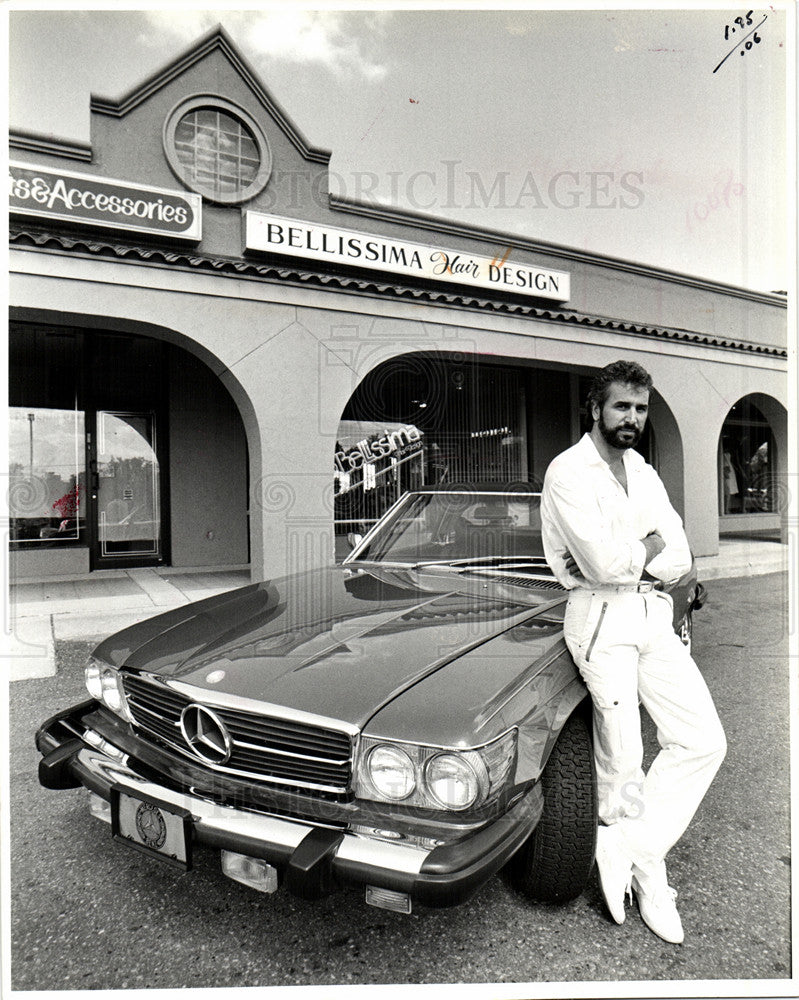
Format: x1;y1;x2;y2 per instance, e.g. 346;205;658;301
541;433;692;589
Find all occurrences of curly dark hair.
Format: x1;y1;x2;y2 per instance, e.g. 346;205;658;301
586;360;653;421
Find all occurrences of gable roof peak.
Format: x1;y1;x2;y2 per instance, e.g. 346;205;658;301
89;22;330;164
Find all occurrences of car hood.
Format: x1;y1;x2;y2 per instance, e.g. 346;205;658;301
94;564;565;730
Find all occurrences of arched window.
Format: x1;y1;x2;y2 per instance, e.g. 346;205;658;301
718;398;776;515
334;354;539;560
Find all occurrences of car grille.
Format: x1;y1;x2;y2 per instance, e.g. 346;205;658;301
121;672;353;794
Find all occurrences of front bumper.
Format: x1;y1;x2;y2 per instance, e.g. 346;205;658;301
36;703;542;908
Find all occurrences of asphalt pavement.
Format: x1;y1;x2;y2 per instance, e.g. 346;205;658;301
7;573;792;992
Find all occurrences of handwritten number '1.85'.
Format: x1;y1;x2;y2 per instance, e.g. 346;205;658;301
724;10;753;40
713;11;766;73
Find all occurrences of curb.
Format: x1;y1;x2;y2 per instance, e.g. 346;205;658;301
5;616;56;682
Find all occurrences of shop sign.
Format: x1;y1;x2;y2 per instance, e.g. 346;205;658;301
246;212;570;302
335;425;422;473
9;161;202;241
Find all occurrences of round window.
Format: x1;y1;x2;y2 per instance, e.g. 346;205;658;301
163;97;271;204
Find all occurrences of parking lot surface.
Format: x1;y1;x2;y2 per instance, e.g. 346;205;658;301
8;573;791;991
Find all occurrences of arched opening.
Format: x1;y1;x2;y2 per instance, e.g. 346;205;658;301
717;393;785;538
333;351;684;559
9;313;251;578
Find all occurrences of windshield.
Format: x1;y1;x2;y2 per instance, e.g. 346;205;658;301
349;490;545;566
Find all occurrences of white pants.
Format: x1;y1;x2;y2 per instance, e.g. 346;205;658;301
564;588;726;871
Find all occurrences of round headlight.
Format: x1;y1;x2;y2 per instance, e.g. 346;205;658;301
424;753;483;810
100;669;125;714
85;661;103;700
367;745;416;800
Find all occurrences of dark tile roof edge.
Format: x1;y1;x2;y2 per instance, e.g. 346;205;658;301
9;227;787;360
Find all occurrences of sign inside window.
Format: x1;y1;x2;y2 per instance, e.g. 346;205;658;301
335;425;422;474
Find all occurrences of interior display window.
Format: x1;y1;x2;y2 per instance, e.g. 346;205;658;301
9;407;86;543
719;399;776;514
333;420;425;553
334;357;529;560
10;325;171;567
9;325;85;546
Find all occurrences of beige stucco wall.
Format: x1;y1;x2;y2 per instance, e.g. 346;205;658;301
168;349;249;567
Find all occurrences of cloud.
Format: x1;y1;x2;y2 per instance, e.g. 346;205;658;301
140;9;391;80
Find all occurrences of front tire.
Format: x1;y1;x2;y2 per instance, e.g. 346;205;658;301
509;709;597;903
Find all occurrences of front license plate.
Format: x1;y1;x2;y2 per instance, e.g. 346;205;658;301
111;787;192;870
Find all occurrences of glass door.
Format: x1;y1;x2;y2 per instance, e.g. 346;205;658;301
91;411;162;566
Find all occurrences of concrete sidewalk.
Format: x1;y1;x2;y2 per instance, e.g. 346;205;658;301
5;538;791;682
694;535;789;579
5;567;251;682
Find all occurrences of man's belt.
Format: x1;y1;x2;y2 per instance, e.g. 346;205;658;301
574;581;661;594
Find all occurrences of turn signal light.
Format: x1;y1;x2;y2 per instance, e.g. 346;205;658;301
221;851;279;894
365;885;412;913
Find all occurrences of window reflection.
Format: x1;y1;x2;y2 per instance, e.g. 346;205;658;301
9;408;86;541
719;400;775;515
97;411;161;555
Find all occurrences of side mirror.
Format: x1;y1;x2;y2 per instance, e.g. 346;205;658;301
346;532;363;550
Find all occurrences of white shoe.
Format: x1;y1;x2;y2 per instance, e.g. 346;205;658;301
594;825;632;924
631;873;684;944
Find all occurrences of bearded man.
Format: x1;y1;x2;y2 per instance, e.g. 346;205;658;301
540;360;726;944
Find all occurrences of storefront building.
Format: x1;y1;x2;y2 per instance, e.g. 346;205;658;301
9;26;788;583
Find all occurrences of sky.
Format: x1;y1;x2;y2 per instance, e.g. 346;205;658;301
5;2;792;292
